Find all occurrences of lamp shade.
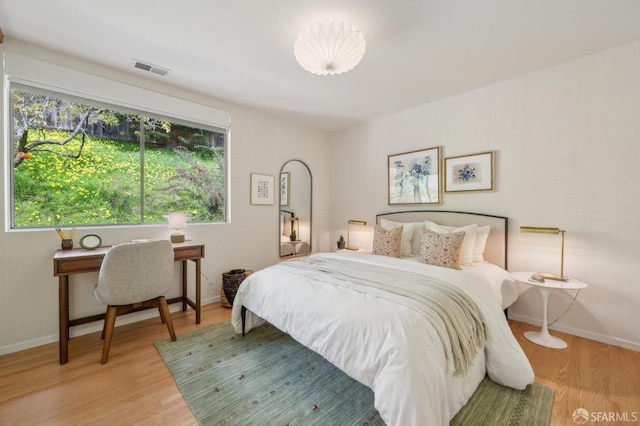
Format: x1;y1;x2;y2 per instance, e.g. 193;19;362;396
294;20;366;76
520;226;562;234
168;212;186;230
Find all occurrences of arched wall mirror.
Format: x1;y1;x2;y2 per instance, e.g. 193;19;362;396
279;160;312;257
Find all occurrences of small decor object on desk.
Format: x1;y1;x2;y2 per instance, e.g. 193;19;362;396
79;234;102;250
290;230;297;241
56;228;75;250
337;235;346;249
221;269;253;308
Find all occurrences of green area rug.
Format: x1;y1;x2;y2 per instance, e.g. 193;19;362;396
155;322;553;425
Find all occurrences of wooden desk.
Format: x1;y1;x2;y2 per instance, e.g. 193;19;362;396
53;240;204;364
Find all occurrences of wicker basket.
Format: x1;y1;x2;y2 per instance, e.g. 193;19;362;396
220;269;252;308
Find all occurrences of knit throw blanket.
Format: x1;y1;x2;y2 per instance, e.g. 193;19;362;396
275;256;486;375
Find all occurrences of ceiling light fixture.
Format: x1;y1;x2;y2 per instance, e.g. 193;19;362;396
294;20;366;76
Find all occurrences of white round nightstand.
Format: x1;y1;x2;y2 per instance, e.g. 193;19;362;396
283;240;305;255
510;272;588;349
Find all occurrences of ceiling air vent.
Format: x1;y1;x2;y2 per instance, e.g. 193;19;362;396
131;59;170;76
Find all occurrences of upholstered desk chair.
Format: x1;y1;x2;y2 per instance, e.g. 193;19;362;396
94;239;177;364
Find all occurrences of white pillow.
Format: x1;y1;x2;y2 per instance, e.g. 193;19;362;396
380;219;415;257
424;221;477;265
411;221;426;255
474;225;491;262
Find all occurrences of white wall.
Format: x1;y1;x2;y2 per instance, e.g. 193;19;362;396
0;40;331;355
330;41;640;350
2;38;638;355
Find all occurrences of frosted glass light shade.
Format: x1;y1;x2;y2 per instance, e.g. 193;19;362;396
294;20;366;76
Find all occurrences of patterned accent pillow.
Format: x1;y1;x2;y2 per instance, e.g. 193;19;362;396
424;221;477;265
419;229;465;269
380;219;415;256
372;225;402;258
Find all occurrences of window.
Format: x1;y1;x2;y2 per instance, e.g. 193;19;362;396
9;84;227;228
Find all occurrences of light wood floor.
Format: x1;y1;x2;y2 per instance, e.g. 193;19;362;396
509;321;640;426
0;303;638;425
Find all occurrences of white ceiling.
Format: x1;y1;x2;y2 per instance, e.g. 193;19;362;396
1;0;639;132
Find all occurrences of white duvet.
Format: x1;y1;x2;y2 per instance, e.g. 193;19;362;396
231;251;534;426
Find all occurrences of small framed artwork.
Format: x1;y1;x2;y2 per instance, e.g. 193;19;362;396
79;234;102;250
388;146;441;205
250;173;275;205
444;151;494;193
280;172;290;206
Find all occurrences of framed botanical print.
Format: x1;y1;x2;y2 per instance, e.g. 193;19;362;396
250;173;275;205
388;146;441;205
280;172;290;206
444;151;494;193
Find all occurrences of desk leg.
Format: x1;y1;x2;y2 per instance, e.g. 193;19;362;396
181;260;188;312
195;258;201;324
179;258;201;324
58;275;70;364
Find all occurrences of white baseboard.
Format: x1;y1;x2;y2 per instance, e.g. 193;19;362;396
0;296;220;356
508;313;640;352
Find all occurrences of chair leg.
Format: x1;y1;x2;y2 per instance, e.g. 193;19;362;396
158;296;177;341
101;305;118;364
101;310;108;340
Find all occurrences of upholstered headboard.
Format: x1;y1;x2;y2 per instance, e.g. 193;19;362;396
376;211;508;269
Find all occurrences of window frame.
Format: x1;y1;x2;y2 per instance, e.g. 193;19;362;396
3;52;231;230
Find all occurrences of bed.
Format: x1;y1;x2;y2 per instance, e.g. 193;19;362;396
231;211;534;425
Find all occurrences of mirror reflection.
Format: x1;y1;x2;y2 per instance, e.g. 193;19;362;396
279;160;312;257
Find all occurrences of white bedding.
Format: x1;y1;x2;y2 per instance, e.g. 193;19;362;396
231;251;534;425
401;255;520;310
463;260;520;310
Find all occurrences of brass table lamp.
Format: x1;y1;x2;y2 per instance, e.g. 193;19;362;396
520;226;567;281
347;219;367;250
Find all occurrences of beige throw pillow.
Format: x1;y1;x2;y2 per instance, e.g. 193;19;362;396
372;225;402;258
419;229;465;269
